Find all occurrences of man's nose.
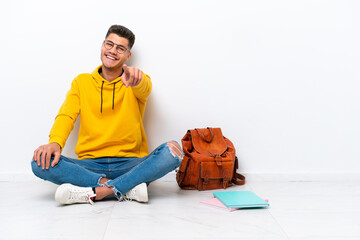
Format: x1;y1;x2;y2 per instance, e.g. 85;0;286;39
109;45;117;54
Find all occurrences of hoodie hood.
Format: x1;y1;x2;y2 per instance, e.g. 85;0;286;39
91;65;124;113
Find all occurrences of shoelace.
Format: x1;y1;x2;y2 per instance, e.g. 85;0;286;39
69;190;96;205
122;189;136;202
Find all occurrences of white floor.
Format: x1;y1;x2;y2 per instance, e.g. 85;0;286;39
1;174;360;240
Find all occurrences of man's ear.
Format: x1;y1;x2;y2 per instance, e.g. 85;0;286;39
125;51;132;62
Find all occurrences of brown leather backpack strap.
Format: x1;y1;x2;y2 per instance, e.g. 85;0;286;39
232;156;246;185
232;173;246;185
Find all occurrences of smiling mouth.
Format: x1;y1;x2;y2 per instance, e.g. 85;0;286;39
105;53;119;61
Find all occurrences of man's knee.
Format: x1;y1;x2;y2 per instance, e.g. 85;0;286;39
30;156;56;176
167;141;183;160
31;159;42;177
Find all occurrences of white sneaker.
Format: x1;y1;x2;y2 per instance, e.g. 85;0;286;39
123;183;148;203
55;183;96;205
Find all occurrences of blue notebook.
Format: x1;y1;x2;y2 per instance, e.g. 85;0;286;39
213;191;269;209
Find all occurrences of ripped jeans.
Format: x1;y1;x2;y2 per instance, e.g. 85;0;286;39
31;141;182;199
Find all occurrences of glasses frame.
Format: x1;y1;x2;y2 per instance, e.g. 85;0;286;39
103;40;130;54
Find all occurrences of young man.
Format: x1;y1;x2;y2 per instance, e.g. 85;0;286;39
31;25;183;205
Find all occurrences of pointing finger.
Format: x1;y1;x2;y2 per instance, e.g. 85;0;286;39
137;70;143;86
123;64;130;77
128;67;135;86
122;64;130;87
121;75;128;87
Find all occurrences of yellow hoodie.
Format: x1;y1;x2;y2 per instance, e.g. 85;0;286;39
49;65;152;159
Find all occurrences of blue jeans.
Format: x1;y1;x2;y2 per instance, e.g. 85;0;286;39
31;142;182;199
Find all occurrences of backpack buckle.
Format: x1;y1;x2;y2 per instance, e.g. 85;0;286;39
214;155;222;166
203;169;211;190
222;168;230;188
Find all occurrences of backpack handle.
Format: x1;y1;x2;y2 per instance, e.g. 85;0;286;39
195;127;214;143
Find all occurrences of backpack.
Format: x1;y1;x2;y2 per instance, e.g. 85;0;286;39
176;127;245;190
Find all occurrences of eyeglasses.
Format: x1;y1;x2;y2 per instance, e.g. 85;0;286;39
103;40;129;54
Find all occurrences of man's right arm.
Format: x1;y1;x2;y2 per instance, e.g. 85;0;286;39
49;79;81;148
33;79;81;169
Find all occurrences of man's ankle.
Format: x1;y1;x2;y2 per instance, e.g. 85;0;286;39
95;185;114;200
99;177;110;185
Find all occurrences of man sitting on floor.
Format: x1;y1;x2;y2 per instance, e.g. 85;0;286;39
31;25;183;205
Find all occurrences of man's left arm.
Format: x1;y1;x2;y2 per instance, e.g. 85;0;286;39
121;64;152;102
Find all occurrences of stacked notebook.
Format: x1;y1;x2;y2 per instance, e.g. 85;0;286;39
200;197;239;212
201;190;269;211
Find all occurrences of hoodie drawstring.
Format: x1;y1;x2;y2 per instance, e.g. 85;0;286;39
100;68;124;113
100;81;104;113
101;81;118;112
112;82;116;110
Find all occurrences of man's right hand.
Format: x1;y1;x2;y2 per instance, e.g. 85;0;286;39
33;143;61;170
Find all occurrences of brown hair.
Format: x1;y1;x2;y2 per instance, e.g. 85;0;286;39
105;25;135;49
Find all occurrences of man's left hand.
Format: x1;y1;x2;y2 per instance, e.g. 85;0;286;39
122;64;143;87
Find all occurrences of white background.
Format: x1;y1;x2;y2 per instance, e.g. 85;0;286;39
1;0;359;179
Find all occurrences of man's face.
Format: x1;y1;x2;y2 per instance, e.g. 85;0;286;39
101;33;131;70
